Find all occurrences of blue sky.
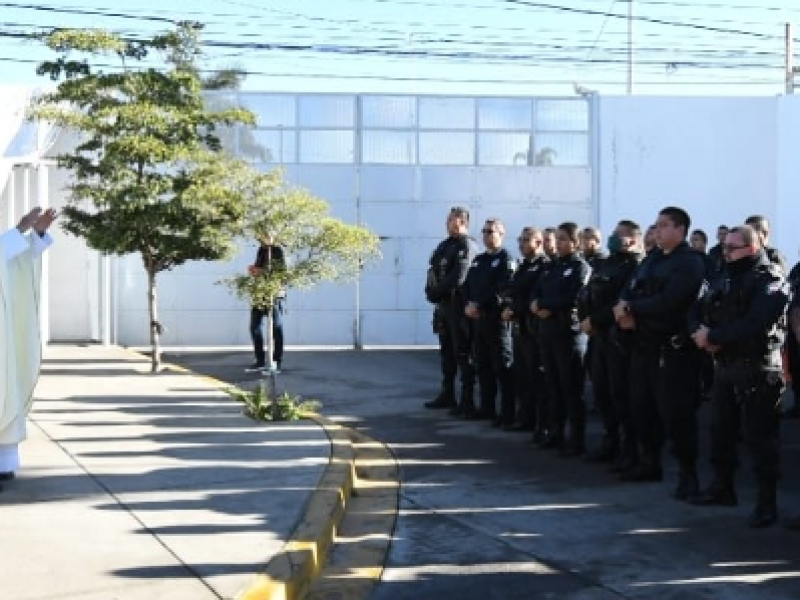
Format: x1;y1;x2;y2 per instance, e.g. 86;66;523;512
1;0;799;96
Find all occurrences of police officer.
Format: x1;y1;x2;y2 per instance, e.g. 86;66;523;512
689;225;789;528
424;207;479;412
531;222;591;455
785;254;800;419
464;218;516;425
614;207;705;501
745;215;787;274
501;227;550;434
579;220;643;467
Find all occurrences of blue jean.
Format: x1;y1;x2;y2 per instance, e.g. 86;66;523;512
250;300;284;365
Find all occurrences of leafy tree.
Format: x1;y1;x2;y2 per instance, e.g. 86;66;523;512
30;23;256;371
225;168;380;310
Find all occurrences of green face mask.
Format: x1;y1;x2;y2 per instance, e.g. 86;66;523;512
607;233;624;254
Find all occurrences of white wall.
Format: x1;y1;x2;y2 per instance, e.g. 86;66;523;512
597;95;795;257
26;93;799;346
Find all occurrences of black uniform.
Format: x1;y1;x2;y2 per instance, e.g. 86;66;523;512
765;245;788;274
709;244;725;275
787;262;800;413
463;248;516;424
582;250;607;396
425;234;480;408
503;254;550;432
579;250;642;465
689;251;788;527
622;242;705;496
532;252;591;453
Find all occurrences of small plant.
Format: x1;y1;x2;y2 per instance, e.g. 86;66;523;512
226;387;322;422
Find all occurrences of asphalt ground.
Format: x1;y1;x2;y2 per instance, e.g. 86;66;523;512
168;347;800;600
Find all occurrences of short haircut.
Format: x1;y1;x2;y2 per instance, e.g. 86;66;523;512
450;206;470;224
745;215;769;235
691;229;708;244
543;227;557;235
659;206;691;237
729;224;761;248
718;224;729;232
558;221;580;244
582;227;601;242
617;219;641;237
520;226;542;238
484;217;505;235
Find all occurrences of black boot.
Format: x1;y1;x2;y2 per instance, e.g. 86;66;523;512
585;434;620;463
673;468;699;502
425;389;456;409
689;474;737;506
749;481;778;528
620;457;663;482
559;423;585;457
536;429;564;450
451;385;475;417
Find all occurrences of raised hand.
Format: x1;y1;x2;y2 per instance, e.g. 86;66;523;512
16;208;43;234
33;208;58;235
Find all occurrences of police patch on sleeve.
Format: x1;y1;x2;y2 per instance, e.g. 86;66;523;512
767;280;789;295
491;258;500;268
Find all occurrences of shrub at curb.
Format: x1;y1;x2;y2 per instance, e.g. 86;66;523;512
226;387;322;422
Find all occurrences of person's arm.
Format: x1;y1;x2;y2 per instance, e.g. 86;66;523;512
430;238;475;300
628;253;704;316
0;228;30;261
707;276;789;346
537;260;591;311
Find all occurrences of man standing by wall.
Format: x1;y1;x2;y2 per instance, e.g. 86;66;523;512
614;207;705;501
246;234;286;373
0;207;57;489
464;218;516;425
690;225;788;528
424;207;479;413
501;227;549;433
580;220;643;468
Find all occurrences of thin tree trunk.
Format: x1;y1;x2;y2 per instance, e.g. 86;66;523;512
147;267;161;373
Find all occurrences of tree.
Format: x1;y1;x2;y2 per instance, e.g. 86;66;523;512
224;169;380;416
225;168;381;311
30;23;256;371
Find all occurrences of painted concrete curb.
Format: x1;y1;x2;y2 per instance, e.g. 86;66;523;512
237;414;357;600
120;348;388;600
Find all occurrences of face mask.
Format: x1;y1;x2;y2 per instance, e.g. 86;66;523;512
607;233;624;254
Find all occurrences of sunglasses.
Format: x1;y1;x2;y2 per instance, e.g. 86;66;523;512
482;229;500;235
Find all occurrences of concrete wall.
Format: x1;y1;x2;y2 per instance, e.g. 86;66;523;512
597;95;797;258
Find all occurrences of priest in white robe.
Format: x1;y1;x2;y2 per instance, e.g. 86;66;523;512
0;207;56;489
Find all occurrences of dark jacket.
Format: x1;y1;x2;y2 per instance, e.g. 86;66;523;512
531;252;591;334
622;242;705;346
503;253;550;333
425;234;479;305
580;251;642;334
690;251;788;366
464;248;516;313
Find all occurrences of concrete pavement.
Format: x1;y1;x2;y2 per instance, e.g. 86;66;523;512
0;345;353;600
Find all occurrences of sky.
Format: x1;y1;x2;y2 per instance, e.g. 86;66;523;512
1;0;799;97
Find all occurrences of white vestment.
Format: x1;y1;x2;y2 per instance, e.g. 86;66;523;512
0;228;52;472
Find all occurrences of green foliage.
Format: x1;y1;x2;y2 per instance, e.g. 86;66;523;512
223;169;381;310
29;22;260;371
30;23;256;274
225;387;322;422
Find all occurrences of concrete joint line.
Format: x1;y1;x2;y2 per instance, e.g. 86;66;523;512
128;348;399;600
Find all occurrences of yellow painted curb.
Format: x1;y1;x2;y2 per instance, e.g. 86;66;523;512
119;346;394;600
237;415;356;600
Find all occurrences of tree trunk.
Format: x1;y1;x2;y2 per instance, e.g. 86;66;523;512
147;267;161;373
